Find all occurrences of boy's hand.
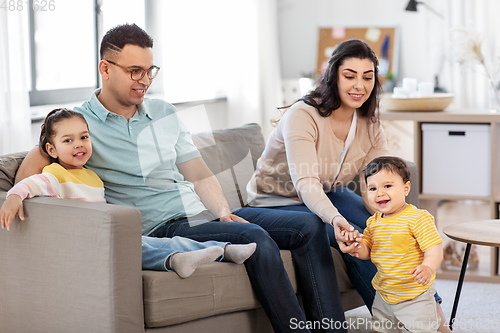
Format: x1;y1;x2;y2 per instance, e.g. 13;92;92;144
340;228;362;242
333;215;360;243
338;233;363;257
409;264;433;286
0;195;25;231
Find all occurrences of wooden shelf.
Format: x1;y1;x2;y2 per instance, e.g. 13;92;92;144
380;108;500;123
437;270;500;283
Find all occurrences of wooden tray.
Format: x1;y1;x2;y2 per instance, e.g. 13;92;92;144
382;93;454;111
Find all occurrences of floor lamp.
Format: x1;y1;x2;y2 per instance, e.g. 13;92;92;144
405;0;444;19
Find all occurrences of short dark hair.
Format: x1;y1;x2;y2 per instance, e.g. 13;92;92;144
301;39;382;121
100;23;153;60
364;156;411;184
39;108;88;164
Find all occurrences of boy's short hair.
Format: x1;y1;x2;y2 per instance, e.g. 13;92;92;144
364;156;411;184
100;23;153;60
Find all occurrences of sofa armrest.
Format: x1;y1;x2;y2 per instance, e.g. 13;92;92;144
0;193;145;333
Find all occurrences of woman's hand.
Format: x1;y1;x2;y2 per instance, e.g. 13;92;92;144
332;214;365;254
332;215;359;243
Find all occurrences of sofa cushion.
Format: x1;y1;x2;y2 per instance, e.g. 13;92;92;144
0;151;28;192
142;250;297;328
142;247;357;328
191;123;265;209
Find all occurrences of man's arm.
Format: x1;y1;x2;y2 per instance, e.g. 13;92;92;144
15;146;51;183
177;157;248;223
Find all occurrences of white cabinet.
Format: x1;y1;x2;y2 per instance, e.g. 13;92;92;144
422;123;491;196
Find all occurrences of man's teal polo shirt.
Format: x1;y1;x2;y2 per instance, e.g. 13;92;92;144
75;90;207;235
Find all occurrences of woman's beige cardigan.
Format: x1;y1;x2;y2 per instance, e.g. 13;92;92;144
248;101;388;224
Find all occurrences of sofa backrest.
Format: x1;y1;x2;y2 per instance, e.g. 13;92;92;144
0;124;418;208
0;124;266;210
0;151;28;192
191;123;265;209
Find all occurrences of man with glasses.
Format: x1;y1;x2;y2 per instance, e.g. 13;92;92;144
104;60;160;81
17;23;348;333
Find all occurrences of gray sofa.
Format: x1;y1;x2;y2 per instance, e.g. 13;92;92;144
0;123;418;333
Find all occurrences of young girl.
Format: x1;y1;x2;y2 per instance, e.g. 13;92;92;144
0;108;256;278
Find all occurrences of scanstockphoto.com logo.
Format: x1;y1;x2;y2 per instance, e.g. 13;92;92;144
289;317;440;331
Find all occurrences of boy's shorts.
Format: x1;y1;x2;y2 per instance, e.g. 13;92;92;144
372;282;441;333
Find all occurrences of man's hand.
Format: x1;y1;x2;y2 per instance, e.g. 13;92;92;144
219;214;249;223
410;264;433;286
0;195;24;231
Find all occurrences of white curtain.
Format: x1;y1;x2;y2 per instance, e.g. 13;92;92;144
225;0;283;140
440;0;500;109
0;11;31;155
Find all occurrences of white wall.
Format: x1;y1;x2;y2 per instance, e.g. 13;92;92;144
276;0;450;162
24;0;449;152
277;0;445;87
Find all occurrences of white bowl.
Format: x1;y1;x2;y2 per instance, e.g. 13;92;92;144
382;93;454;111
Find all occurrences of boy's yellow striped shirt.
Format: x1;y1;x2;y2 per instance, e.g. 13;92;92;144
362;204;442;304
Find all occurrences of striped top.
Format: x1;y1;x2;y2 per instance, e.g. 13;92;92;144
362;204;442;304
7;163;106;203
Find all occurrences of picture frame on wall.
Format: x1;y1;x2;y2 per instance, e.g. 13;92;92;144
316;26;400;86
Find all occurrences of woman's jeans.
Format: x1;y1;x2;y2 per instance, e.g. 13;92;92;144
149;210;348;333
141;235;227;271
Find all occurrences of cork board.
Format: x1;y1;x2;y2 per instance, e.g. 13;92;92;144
317;27;398;84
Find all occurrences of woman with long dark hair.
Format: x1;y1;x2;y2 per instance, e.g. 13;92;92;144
248;39;383;308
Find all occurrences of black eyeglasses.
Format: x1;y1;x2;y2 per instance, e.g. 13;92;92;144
105;60;160;81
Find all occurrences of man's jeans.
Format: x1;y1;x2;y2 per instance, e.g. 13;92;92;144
141;235;227;271
149;209;348;333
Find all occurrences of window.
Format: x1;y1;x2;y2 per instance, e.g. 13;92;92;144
26;0;232;106
27;0;145;106
28;0;97;105
153;1;232;103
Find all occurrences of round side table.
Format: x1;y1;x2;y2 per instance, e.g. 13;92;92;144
443;220;500;330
